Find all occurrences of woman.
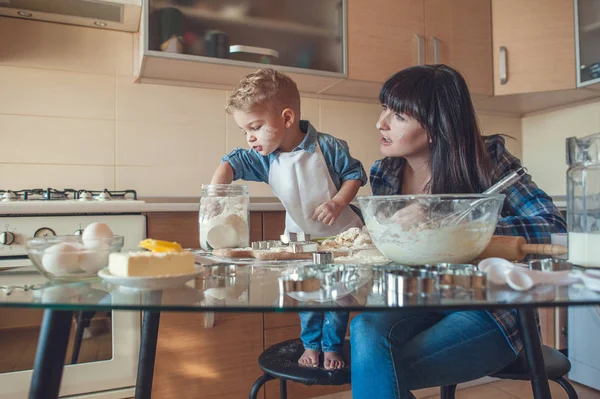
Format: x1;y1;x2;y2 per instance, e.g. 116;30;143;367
350;65;566;399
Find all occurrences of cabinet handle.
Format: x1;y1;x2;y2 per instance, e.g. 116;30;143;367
432;37;440;64
204;312;215;328
499;46;508;85
415;34;425;66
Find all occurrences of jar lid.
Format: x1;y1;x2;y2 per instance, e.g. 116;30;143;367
567;132;600;166
201;184;248;196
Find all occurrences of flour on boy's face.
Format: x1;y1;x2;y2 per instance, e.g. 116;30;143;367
233;108;286;156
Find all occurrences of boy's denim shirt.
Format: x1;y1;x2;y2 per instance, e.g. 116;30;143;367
222;120;368;190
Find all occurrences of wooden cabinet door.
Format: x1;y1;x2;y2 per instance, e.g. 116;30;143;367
347;0;425;83
491;0;576;95
146;212;199;249
263;212;286;240
153;312;264;399
424;0;493;96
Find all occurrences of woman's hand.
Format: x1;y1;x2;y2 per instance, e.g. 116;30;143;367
388;203;427;230
312;200;343;226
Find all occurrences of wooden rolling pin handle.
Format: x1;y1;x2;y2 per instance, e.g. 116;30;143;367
521;243;568;255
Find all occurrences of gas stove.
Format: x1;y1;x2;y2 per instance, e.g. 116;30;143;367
0;188;145;215
0;188;146;268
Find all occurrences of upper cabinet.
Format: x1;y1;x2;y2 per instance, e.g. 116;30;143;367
135;0;346;93
576;0;600;88
491;0;576;96
346;0;424;83
322;0;493;99
134;0;600;113
424;0;493;96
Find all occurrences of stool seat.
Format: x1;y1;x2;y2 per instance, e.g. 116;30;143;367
257;338;351;386
491;346;571;380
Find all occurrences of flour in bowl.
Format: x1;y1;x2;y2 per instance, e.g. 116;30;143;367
365;219;495;265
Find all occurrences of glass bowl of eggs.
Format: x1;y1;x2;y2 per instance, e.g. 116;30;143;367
26;223;124;281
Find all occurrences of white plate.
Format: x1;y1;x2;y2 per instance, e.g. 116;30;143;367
98;265;204;290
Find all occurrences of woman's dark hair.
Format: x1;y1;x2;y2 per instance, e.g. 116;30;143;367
379;64;492;194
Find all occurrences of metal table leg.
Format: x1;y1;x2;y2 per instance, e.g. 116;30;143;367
29;310;74;399
517;308;552;399
135;310;161;399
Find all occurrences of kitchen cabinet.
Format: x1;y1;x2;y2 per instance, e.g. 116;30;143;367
576;0;600;88
135;0;345;94
491;0;576;95
424;0;493;96
323;0;493;99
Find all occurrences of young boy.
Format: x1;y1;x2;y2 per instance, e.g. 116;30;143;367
210;68;366;369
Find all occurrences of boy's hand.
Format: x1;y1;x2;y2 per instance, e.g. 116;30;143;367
312;200;343;226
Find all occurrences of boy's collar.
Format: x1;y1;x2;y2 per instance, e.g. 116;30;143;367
270;120;318;160
294;120;318;153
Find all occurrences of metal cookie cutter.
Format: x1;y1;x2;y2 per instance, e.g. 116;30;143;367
290;241;319;253
437;263;476;288
251;240;284;250
529;258;573;272
384;269;440;306
278;272;321;293
280;232;311;244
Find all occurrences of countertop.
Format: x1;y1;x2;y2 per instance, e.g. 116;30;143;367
141;197;285;212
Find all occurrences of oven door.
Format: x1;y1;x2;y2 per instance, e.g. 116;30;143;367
0;268;140;399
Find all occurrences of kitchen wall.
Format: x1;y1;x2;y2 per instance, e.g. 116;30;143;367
0;17;522;198
522;100;600;197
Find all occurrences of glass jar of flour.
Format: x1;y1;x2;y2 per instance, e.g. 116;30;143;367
566;133;600;267
199;184;250;251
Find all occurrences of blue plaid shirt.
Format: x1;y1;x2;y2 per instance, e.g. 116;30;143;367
369;135;567;354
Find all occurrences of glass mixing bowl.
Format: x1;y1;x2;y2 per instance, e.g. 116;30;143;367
26;235;125;281
357;194;505;265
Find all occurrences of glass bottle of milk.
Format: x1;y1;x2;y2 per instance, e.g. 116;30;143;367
199;184;250;251
566;133;600;267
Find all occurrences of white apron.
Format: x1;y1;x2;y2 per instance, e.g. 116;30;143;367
268;142;363;237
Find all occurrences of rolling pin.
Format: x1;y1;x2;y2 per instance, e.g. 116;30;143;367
478;235;567;261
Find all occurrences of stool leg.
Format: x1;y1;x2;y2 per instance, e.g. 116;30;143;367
440;384;457;399
279;379;287;399
249;373;274;399
554;377;579;399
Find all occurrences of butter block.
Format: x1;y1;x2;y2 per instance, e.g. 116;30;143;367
108;251;195;277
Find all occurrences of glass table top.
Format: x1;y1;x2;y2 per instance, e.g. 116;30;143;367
1;261;600;312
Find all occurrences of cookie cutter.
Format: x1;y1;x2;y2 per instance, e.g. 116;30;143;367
528;258;572;272
290;241;319;253
385;269;440;299
251;240;284;250
313;251;334;264
436;263;487;290
278;268;321;293
280;232;311;244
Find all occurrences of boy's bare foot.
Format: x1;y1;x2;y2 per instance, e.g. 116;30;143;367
324;352;345;370
298;349;320;367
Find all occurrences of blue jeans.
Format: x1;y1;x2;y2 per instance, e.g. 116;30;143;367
350;310;519;399
299;311;349;353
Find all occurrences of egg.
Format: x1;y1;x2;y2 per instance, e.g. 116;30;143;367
224;214;248;246
79;249;110;273
207;224;239;249
82;222;114;249
42;242;83;276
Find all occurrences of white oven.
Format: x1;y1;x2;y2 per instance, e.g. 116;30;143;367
0;189;146;399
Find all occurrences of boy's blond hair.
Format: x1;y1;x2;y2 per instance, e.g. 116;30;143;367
226;68;301;116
